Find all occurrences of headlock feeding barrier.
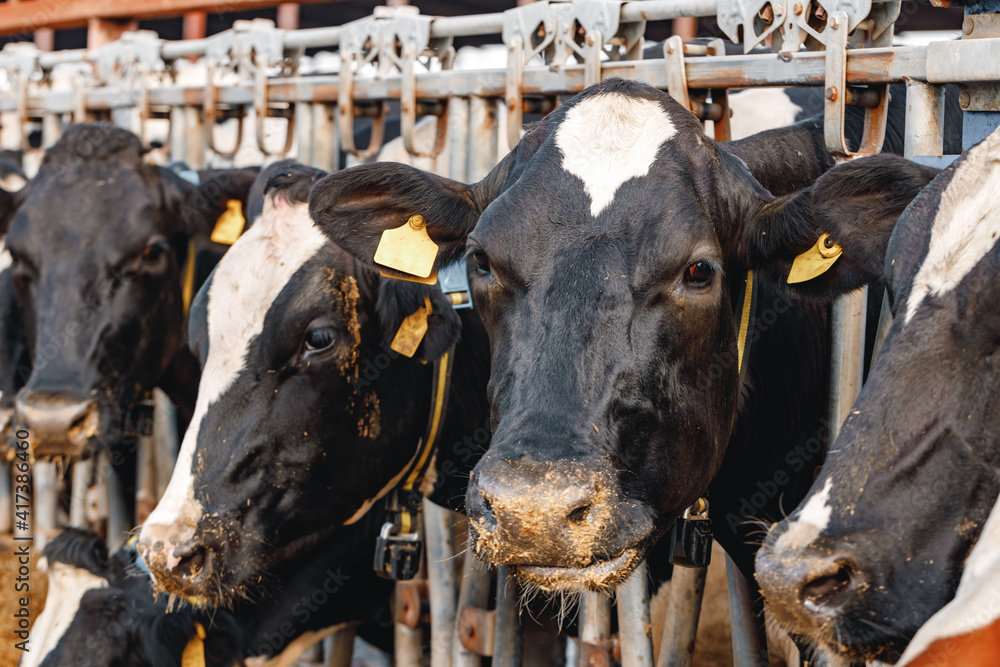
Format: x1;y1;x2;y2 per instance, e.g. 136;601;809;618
0;0;998;666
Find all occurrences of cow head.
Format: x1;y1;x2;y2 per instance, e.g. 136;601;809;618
3;124;255;460
310;79;937;593
138;163;474;606
26;528;241;667
755;128;1000;663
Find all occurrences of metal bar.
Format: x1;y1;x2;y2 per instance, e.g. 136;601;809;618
183;106;206;169
69;460;91;527
617;561;654;667
468;96;499;183
578;592;612;667
323;625;356;667
620;0;718;22
828;287;868;443
3;47;939;117
169;106;188;164
136;434;156;524
396;596;425;667
297;102;315;167
904;80;945;160
448;96;470;184
152;389;178;502
871;290;893;365
927;38;1000;83
656;566;706;667
311;103;338;172
425;500;458;667
103;451;128;551
454;558;491;666
725;555;767;667
34;461;58;553
0;463;11;534
493;565;522;667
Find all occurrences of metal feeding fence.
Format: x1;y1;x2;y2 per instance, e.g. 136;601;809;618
1;0;998;666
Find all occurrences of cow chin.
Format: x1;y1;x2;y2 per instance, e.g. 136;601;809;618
512;547;644;594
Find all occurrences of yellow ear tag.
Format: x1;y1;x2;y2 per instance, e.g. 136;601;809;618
181;622;206;667
391;296;432;358
374;215;439;279
210;199;246;245
787;233;843;284
379;267;439;286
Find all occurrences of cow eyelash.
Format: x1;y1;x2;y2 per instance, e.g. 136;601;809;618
302;319;338;355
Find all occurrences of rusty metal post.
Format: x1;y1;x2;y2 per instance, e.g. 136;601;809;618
448;97;470;184
725;555;767;667
297;102;315;168
69;460;91;527
323;625;356;667
467;96;498;183
829;287;867;442
656;566;706;667
904;80;945;161
395;600;424;667
0;463;11;533
579;592;612;667
493;565;522;667
425;499;458;667
454;557;490;666
617;561;653;667
311;104;338;172
33;461;57;552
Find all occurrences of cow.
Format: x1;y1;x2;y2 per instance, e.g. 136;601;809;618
754;126;1000;663
23;527;243;667
1;124;255;474
306;78;947;596
135;162;491;655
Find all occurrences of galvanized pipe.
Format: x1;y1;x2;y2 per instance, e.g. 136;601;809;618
103;452;128;551
395;615;424;667
725;555;767;667
578;592;612;667
447;96;470;184
69;460;92;527
828;287;868;442
182;106;206;169
33;461;58;553
424;500;458;667
169;106;188;164
323;626;357;667
656;566;706;667
296;101;315;167
467;96;498;183
904;79;945;160
493;565;522;667
152;389;179;501
617;562;654;667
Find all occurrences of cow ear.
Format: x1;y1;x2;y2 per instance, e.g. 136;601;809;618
161;167;259;238
309;161;480;276
740;154;939;299
377;279;461;364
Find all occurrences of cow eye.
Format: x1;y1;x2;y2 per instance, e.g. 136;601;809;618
472;250;490;274
142;239;169;264
304;322;337;352
685;260;715;285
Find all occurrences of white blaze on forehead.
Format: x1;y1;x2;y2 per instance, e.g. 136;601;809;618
555;93;676;217
22;560;108;667
143;195;328;544
898;491;1000;665
774;478;834;552
905;127;1000;324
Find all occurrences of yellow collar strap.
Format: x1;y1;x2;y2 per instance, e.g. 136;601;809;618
735;270;756;383
398;345;455;534
181;622;206;667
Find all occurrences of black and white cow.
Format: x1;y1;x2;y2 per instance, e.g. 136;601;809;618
307;78;943;592
136;163;490;645
23;528;243;667
1;124;255;468
755;126;1000;664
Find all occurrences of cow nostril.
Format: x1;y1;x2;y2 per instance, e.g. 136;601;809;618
802;564;853;608
173;545;211;582
567;504;591;523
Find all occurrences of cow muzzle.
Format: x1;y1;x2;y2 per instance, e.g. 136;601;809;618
755;537;865;639
466;453;652;592
137;522;218;605
15;390;100;460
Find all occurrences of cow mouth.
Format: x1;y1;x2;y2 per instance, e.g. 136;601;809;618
513;547;642;593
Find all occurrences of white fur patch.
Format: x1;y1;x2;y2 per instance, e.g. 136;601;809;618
143;196;328;550
774;478;833;552
554;93;676;217
22;560;109;667
0;238;11;273
724;89;803;141
905;127;1000;324
898;491;1000;665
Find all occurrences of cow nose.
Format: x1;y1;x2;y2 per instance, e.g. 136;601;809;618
138;523;215;595
756;546;861;631
15;390;100;459
468;454;617;569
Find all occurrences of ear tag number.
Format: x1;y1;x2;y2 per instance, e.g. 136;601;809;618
391;296;432;358
374;215;440;280
787;233;843;284
210;199;246;245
